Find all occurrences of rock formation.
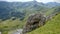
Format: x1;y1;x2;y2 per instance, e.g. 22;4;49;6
22;13;46;34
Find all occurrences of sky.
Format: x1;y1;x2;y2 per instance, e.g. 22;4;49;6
0;0;60;3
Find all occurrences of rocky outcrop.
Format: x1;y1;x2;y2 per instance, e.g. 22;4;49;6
22;13;46;34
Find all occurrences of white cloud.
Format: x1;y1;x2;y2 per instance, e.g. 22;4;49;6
36;0;54;3
0;0;33;2
54;0;60;3
0;0;60;3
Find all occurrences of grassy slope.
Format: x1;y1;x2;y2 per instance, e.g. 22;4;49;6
0;18;26;31
46;6;60;16
28;13;60;34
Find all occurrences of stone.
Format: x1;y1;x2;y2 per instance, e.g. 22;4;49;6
22;13;46;34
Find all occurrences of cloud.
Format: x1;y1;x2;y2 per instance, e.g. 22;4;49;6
54;0;60;3
0;0;60;3
0;0;6;1
0;0;33;2
36;0;54;3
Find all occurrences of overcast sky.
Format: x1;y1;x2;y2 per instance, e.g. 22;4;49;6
0;0;60;3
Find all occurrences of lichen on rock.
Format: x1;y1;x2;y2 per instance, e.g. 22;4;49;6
22;13;47;34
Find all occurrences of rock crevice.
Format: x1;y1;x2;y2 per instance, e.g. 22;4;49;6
22;13;46;34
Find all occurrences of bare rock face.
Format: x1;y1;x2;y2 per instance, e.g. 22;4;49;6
22;13;46;34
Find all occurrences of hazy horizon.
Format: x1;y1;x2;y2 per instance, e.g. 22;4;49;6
0;0;60;3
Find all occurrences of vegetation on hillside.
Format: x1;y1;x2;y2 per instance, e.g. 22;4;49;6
0;1;60;34
27;13;60;34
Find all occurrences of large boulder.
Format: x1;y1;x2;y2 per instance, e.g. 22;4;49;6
22;13;46;34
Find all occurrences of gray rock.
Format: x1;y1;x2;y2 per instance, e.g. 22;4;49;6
22;13;46;34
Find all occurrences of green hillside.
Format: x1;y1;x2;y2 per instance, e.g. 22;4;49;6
45;6;60;16
0;19;23;30
28;13;60;34
0;1;60;34
0;18;27;34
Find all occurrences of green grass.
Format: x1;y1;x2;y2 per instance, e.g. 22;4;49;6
0;18;25;31
46;8;55;16
0;18;26;34
27;13;60;34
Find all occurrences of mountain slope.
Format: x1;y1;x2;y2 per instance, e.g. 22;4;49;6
45;2;60;8
27;13;60;34
45;6;60;16
0;1;60;20
0;1;48;20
